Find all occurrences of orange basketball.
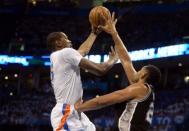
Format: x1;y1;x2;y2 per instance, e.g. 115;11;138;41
89;6;111;28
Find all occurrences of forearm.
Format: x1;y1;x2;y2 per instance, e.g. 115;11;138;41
111;32;137;84
77;94;115;112
76;98;103;112
112;32;132;63
78;32;97;56
88;60;115;76
76;89;129;112
101;59;116;74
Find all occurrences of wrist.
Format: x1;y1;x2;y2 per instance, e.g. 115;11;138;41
91;30;98;36
108;59;116;65
111;31;118;37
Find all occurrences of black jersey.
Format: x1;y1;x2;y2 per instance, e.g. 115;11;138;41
118;83;154;131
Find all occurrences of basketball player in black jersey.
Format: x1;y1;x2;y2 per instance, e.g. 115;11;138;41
75;12;161;131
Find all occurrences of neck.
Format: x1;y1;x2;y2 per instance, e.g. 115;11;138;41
55;46;65;51
138;79;146;84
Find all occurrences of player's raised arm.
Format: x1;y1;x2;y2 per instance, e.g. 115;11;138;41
77;26;100;57
78;6;110;57
79;46;118;76
100;12;137;84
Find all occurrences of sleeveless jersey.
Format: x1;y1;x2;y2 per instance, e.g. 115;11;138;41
119;83;155;131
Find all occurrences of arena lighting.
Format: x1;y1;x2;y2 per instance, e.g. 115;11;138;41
184;76;189;84
103;54;109;62
29;0;37;6
115;74;119;79
129;43;189;61
14;74;18;78
41;43;189;66
0;43;188;66
88;55;101;63
9;92;13;96
178;63;182;67
0;55;32;66
5;76;8;80
44;61;51;66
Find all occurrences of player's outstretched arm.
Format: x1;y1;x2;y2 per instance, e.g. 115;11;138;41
78;26;100;57
79;46;118;76
100;12;137;84
75;84;146;112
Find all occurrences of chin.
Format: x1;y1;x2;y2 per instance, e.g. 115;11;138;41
132;78;138;83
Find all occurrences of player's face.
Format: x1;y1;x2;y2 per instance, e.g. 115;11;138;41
131;71;140;83
139;67;148;80
60;32;72;48
132;67;148;82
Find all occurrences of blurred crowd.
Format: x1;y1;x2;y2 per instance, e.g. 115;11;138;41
152;89;189;131
0;79;189;131
0;9;188;55
0;88;54;126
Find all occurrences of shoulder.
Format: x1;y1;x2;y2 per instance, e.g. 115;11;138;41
57;48;81;58
129;83;147;90
59;48;78;54
63;48;77;52
128;83;148;95
50;51;57;59
128;83;150;101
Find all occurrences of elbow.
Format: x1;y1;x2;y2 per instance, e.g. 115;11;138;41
82;51;89;57
84;50;89;56
78;49;89;57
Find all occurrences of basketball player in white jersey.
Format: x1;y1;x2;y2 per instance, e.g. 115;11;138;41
75;13;161;131
47;27;118;131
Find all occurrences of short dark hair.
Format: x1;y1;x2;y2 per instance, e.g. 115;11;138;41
47;32;63;51
144;65;161;86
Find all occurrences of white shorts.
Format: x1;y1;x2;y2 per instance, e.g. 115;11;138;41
51;103;96;131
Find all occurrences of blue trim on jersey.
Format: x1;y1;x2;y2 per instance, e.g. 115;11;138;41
62;104;67;115
62;104;70;131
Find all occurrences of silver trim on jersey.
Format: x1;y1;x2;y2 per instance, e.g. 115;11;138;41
118;102;138;131
130;83;152;103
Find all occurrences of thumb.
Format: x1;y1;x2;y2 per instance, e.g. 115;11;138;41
114;18;118;25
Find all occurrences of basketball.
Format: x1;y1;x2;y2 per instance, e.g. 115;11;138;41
89;6;111;28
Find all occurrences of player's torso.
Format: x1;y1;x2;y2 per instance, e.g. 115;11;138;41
50;50;83;104
119;84;154;131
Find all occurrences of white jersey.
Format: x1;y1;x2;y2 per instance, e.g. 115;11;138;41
50;48;83;104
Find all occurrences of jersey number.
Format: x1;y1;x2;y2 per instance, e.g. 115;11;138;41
146;102;154;124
